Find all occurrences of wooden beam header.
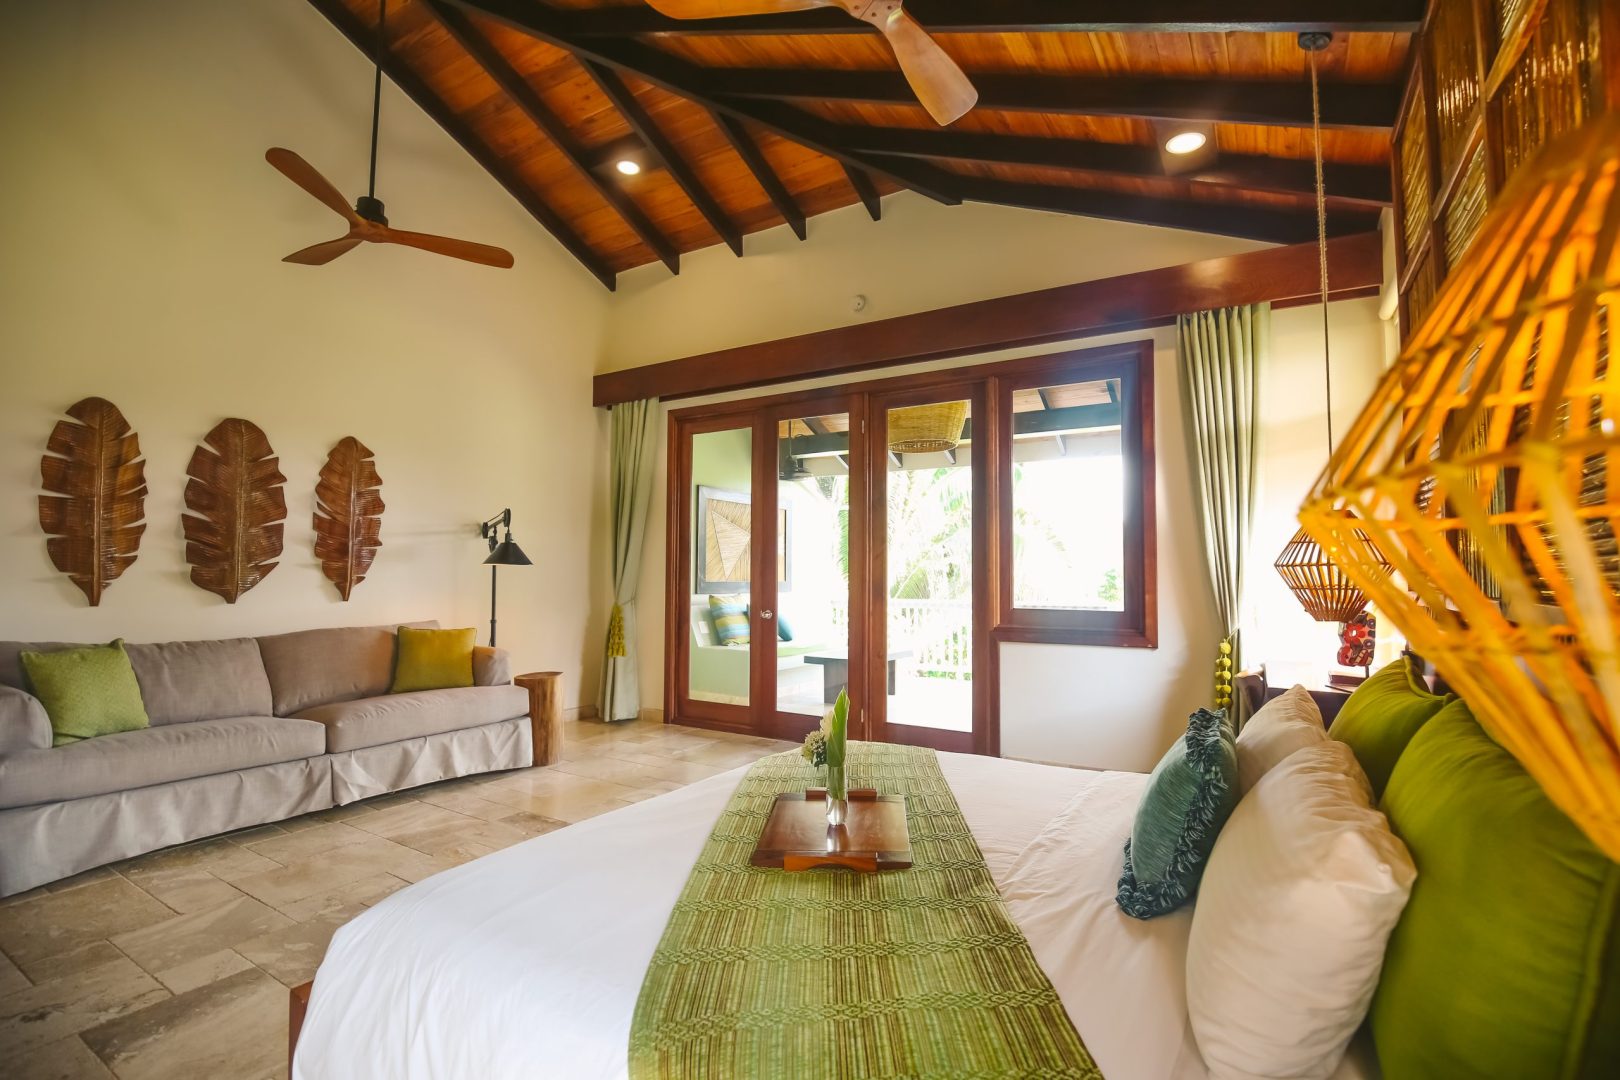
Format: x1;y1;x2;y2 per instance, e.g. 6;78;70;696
592;232;1383;406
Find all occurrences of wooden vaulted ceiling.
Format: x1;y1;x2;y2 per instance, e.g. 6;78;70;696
307;1;1419;289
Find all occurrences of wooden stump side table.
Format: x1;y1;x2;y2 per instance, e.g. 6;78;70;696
515;671;563;767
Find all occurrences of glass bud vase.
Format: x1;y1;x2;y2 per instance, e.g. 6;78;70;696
824;763;848;827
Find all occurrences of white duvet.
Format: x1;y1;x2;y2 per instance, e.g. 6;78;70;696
294;752;1375;1080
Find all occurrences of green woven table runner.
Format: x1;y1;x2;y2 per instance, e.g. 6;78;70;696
628;741;1101;1080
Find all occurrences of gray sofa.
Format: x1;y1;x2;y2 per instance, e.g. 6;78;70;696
0;622;534;897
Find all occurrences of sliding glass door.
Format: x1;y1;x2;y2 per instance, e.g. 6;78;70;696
670;397;866;743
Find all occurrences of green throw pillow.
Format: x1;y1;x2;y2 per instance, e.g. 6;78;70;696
20;639;150;747
1372;699;1620;1080
707;595;750;647
1117;708;1239;919
1330;655;1453;798
391;627;476;693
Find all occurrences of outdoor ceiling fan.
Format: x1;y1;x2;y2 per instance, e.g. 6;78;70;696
266;1;513;269
646;0;978;125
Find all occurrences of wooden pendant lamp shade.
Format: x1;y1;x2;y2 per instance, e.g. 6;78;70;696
1298;113;1620;859
1274;526;1391;624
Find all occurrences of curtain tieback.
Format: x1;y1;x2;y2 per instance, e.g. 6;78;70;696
607;603;627;659
1213;636;1234;713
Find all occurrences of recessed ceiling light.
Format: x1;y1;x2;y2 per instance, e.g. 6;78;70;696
615;159;642;176
1164;131;1207;155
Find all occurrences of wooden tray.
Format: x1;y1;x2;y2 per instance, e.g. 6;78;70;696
751;789;912;872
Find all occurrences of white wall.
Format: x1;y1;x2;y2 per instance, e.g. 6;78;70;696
610;193;1388;770
0;0;611;711
603;195;1269;372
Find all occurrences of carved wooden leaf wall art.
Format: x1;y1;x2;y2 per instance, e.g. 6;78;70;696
313;437;384;600
182;419;287;603
38;397;147;605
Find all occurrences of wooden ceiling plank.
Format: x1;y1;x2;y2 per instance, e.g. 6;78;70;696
842;164;883;221
422;0;681;274
955;178;1379;244
446;0;966;205
557;2;1426;36
593;233;1385;406
840;127;1391;206
704;71;1401;131
303;0;615;289
581;60;744;256
711;112;807;240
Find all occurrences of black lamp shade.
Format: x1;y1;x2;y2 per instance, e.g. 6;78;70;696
485;539;532;566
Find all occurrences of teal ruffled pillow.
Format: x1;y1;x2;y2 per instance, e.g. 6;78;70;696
1117;708;1240;919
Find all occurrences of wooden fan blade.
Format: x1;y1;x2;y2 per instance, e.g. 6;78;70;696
647;0;830;17
265;148;358;223
282;235;362;265
875;7;977;125
379;227;515;268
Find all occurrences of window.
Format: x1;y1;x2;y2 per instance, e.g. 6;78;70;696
995;342;1155;647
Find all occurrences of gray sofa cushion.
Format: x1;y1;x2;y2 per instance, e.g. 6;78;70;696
296;685;529;753
0;687;52;754
0;715;327;810
257;621;437;716
473;646;512;687
125;638;273;726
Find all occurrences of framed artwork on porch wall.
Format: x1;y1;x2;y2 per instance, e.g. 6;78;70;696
694;486;790;595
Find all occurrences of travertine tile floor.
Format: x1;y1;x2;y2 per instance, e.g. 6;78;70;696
0;717;794;1079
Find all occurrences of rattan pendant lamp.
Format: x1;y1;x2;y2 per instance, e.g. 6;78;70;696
1273;33;1393;627
1298;112;1620;860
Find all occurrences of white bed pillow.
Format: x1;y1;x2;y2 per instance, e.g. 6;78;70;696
1234;684;1325;793
1186;740;1415;1080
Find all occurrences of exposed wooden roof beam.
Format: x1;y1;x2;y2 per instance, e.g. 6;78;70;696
422;0;681;274
303;0;615;289
556;2;1426;35
448;0;965;205
704;71;1401;131
580;58;743;256
839;127;1392;207
958;179;1379;245
711;112;807;240
843;164;883;221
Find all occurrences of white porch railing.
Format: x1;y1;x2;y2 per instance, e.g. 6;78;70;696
829;597;973;681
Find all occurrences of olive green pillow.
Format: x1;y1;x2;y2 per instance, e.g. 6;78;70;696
1372;700;1620;1080
1330;655;1453;797
391;627;477;693
1116;708;1239;919
20;639;150;747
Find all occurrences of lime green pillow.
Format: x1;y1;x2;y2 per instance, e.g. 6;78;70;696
1116;708;1239;919
391;627;477;693
1330;655;1453;797
20;640;150;747
1372;700;1620;1080
707;595;750;647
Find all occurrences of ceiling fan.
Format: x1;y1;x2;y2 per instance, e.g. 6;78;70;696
646;0;978;126
266;1;513;269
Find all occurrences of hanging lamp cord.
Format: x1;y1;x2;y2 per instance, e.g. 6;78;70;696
368;0;387;199
1308;42;1334;456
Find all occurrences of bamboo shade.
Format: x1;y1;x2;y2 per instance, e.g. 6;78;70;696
1493;0;1597;176
1429;0;1484;174
1400;85;1433;263
1299;114;1620;860
1445;145;1491;268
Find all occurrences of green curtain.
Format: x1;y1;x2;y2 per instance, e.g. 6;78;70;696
599;399;659;722
1177;303;1267;716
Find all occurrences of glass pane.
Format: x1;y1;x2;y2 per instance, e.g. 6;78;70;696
1010;377;1125;611
886;399;973;733
776;413;851;716
689;427;752;706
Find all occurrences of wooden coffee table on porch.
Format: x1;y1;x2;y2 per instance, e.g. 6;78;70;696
802;648;913;704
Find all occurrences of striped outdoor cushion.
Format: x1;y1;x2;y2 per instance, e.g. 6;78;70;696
707;595;750;647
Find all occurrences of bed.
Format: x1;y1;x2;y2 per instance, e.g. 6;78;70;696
292;751;1377;1080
